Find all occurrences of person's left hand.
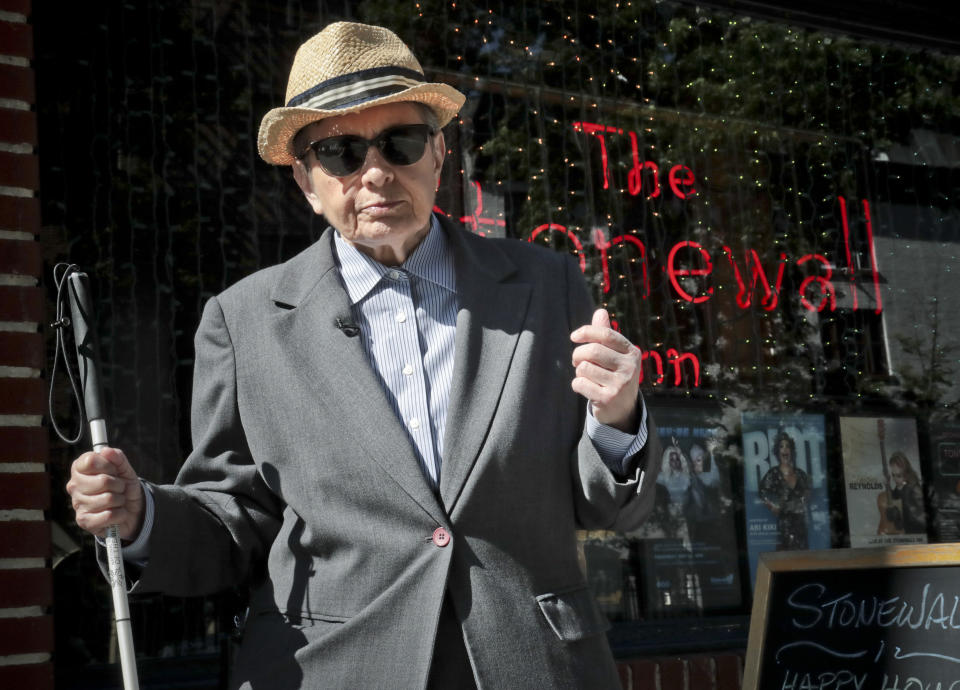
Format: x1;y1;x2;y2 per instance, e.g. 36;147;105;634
570;308;641;433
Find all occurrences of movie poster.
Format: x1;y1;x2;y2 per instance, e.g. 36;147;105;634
840;416;927;547
581;533;631;621
741;412;830;590
929;423;960;543
633;406;741;615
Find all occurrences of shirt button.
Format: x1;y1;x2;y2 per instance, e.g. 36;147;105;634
389;270;401;280
402;364;414;376
395;311;407;323
432;527;451;547
409;418;421;430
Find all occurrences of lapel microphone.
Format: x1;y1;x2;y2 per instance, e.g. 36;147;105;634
335;316;361;337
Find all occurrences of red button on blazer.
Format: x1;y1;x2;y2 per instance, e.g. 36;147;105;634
432;527;451;547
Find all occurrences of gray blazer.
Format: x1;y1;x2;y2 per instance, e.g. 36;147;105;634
132;218;661;689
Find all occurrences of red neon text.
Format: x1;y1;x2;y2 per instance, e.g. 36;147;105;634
640;348;701;387
442;179;874;313
434;181;506;238
722;246;787;311
796;254;837;313
667;241;713;304
591;228;649;298
574;121;697;200
437;178;881;389
572;121;620;190
528;197;880;315
460;181;506;236
529;223;586;272
859;198;883;315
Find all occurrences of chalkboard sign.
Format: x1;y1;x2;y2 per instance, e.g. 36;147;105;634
744;545;960;689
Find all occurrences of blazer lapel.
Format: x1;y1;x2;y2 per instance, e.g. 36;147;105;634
439;223;532;512
270;230;446;524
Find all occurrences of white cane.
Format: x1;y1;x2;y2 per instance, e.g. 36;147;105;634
66;271;140;690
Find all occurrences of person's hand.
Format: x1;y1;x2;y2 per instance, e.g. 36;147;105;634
570;308;641;433
66;447;144;541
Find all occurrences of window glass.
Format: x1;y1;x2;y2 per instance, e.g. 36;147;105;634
38;0;959;680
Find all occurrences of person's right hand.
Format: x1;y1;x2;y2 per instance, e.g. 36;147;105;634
66;447;144;541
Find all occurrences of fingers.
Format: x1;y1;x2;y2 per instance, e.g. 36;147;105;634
67;468;127;499
570;318;641;392
572;357;631;396
69;447;136;485
570;376;612;407
73;489;127;514
591;308;611;329
100;446;137;480
66;448;144;540
570;345;641;416
71;450;117;477
74;507;133;539
569;308;641;432
570;309;634;354
571;340;638;372
570;364;635;406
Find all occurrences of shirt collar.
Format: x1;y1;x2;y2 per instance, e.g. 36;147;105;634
334;214;456;305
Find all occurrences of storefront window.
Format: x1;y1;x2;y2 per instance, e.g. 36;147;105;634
37;0;958;682
378;0;960;652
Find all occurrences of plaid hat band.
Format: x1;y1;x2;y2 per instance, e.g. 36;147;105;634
287;67;426;111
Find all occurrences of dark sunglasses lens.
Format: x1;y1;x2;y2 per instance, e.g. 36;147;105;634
310;125;432;176
380;126;430;166
315;137;368;176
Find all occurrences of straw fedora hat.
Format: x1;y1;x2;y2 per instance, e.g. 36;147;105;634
258;22;466;166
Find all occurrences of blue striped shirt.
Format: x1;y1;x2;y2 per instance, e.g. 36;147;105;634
334;217;456;487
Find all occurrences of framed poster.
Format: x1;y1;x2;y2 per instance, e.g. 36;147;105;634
635;405;741;615
929;422;960;543
840;416;927;547
741;412;831;589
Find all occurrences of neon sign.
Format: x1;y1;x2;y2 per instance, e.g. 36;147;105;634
567;120;882;316
451;181;506;237
528;196;880;317
642;348;701;387
433;120;885;389
572;122;697;199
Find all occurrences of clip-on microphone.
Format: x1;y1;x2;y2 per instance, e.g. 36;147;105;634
335;316;360;337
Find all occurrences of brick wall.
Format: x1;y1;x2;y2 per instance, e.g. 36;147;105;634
618;652;744;690
0;1;54;688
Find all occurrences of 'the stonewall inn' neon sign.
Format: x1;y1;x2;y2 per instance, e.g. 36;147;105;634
435;120;885;388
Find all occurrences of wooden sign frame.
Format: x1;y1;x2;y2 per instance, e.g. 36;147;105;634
743;544;960;689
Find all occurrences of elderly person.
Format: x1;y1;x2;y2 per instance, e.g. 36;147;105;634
66;22;660;689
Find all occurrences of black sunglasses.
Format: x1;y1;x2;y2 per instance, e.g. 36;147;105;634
299;123;436;177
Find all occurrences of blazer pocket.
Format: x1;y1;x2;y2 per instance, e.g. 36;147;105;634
535;585;611;642
286;610;350;629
